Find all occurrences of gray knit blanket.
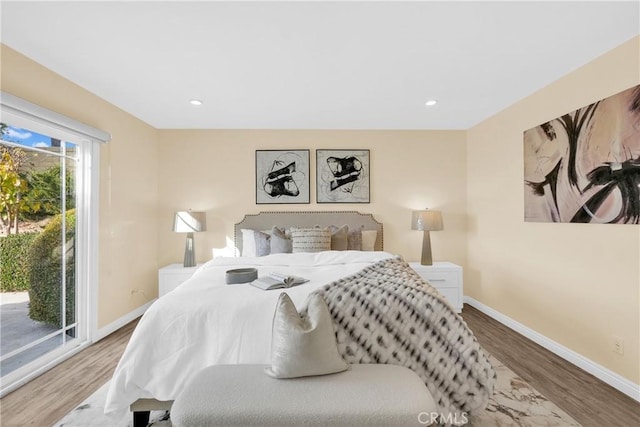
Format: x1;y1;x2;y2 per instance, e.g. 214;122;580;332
312;257;496;421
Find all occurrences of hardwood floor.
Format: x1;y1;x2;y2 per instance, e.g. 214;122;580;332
0;319;138;427
0;306;638;427
463;305;640;427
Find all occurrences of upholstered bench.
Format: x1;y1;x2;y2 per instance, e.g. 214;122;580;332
171;363;438;427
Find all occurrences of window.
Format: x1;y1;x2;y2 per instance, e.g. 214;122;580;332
0;92;109;396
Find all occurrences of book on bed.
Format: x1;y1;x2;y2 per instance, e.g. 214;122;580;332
251;272;309;290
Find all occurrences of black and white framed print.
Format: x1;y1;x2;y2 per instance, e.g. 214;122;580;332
316;149;370;203
256;150;310;204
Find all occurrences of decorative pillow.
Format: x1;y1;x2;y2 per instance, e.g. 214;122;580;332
270;226;292;254
265;292;349;379
290;227;331;253
361;230;377;251
241;229;271;257
347;227;363;250
328;225;349;250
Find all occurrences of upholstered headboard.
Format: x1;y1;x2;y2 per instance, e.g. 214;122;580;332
234;211;383;255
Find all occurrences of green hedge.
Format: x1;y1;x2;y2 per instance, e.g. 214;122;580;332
28;210;75;328
0;232;38;292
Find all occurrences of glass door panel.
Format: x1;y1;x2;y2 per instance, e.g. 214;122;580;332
0;125;80;379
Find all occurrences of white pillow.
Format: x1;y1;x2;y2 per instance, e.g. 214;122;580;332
241;229;270;257
290;227;331;253
270;226;293;254
361;230;377;251
265;293;349;379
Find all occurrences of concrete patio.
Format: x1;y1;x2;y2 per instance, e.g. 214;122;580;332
0;291;62;376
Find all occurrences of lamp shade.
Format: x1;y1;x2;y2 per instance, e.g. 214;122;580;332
173;211;207;233
411;210;443;231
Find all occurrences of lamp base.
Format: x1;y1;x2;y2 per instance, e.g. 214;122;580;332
183;232;196;267
421;230;433;266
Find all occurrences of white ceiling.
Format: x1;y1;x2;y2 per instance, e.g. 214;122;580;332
1;1;639;130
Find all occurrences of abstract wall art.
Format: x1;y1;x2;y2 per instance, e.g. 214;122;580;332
256;150;310;204
316;149;370;203
524;85;640;224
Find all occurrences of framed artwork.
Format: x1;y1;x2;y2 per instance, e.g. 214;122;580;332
316;149;370;203
256;150;310;204
523;85;640;224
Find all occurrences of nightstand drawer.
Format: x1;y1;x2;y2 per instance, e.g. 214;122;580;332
419;271;459;287
409;262;463;313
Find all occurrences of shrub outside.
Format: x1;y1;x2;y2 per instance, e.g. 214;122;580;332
27;210;75;328
0;232;38;292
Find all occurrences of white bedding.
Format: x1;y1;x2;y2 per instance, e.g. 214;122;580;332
105;250;394;417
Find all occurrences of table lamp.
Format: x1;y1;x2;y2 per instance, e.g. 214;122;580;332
173;211;207;267
411;209;443;265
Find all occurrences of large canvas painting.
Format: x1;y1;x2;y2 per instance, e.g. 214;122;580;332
316;149;370;203
256;150;310;204
524;85;640;224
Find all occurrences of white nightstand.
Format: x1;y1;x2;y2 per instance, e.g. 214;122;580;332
409;262;463;313
158;264;202;297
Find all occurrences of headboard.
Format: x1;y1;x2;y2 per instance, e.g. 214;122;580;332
234;211;384;255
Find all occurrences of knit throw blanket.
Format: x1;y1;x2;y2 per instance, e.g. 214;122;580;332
312;257;496;421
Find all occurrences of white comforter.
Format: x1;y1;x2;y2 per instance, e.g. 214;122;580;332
105;250;394;417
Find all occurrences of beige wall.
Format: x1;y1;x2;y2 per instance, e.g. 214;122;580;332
467;36;640;383
1;45;160;329
1;43;469;330
3;34;638;388
157;130;468;267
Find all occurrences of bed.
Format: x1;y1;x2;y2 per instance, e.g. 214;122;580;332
105;211;494;425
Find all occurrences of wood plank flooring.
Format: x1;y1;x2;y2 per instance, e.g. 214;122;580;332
1;305;638;426
0;319;138;427
462;305;640;427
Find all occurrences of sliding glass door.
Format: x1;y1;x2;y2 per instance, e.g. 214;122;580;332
0;125;83;390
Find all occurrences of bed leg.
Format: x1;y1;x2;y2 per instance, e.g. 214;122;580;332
133;410;150;427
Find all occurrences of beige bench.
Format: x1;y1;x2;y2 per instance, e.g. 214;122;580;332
171;363;438;427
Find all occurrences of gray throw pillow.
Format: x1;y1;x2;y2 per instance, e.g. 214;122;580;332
270;226;292;254
328;225;349;250
255;231;271;256
265;293;349;379
347;227;363;250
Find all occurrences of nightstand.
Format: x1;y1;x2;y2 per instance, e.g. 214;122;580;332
158;264;202;297
409;262;463;313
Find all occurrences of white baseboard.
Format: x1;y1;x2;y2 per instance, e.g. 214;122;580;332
93;299;156;342
464;296;640;402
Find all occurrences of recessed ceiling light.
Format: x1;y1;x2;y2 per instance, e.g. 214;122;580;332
189;99;203;106
425;99;437;107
